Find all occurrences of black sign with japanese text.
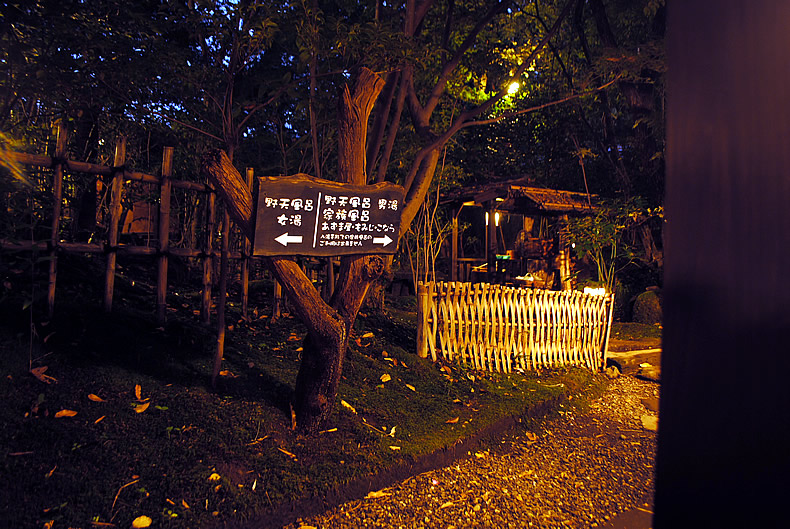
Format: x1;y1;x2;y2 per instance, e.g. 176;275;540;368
252;174;405;257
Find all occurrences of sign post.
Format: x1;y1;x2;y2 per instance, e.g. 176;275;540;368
252;174;405;257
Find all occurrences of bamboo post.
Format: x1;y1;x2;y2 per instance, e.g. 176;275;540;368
47;122;68;319
601;293;616;371
416;281;431;358
212;207;231;388
451;214;458;282
201;190;215;323
272;279;283;319
486;204;496;283
156;147;173;325
240;167;254;319
103;136;126;313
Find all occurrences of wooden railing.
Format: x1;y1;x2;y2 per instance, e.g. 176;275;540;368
417;281;614;372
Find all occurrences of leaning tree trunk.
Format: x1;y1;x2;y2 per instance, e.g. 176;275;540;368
202;68;385;432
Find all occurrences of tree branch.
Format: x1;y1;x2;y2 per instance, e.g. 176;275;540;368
461;76;620;129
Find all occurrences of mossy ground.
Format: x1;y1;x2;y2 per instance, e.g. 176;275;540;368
0;254;607;528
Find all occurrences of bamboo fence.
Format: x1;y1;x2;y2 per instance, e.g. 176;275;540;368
0;124;277;324
417;281;615;372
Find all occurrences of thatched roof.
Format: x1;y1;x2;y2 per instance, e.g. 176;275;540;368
443;178;598;216
504;186;597;215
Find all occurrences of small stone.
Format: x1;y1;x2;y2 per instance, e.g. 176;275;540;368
605;366;620;379
641;397;660;413
641;414;659;431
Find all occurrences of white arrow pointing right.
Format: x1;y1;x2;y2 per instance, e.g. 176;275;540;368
373;235;393;247
275;232;303;246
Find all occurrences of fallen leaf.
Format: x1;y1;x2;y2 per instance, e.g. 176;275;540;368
440;501;455;509
31;366;57;384
134;384;142;401
94;415;105;424
388;426;396;437
319;428;338;434
365;490;390;499
54;409;77;418
340;400;357;414
181;499;190;509
389;445;401;451
131;515;152;528
133;402;150;414
208;473;221;481
45;465;57;479
218;370;237;378
380;373;391;383
405;384;416;392
88;394;104;402
526;431;538;442
441;365;452;374
277;447;298;460
354;338;362;346
287;334;300;341
361;332;374;338
445;417;459;424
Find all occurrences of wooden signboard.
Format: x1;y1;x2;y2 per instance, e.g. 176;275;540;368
252;174;405;257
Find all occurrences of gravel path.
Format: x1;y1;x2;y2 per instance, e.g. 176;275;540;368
285;375;659;529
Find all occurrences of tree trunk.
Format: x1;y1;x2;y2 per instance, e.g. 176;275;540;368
201;68;385;433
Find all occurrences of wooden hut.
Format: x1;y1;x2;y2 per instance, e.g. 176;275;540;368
443;178;598;290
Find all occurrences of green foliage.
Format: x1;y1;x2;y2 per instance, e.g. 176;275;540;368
563;197;645;293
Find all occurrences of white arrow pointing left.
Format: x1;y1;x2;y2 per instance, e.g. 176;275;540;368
373;235;393;247
275;232;303;246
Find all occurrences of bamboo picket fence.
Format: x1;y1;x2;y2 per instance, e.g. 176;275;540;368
417;281;615;373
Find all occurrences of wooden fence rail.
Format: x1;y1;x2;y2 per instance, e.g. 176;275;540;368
2;126;339;326
417;281;615;373
0;125;262;325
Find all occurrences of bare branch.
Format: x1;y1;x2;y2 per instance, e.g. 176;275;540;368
422;1;511;118
462;76;620;129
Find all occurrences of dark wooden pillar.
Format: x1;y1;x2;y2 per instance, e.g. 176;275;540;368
656;2;790;526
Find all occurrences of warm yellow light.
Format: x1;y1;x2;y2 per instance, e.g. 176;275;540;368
507;82;520;95
495;212;501;226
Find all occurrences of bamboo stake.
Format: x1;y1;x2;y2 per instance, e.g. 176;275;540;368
240;168;253;318
201;191;215;323
156;147;173;325
212;207;231;388
103;136;126;313
417;281;430;358
47;122;67;319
